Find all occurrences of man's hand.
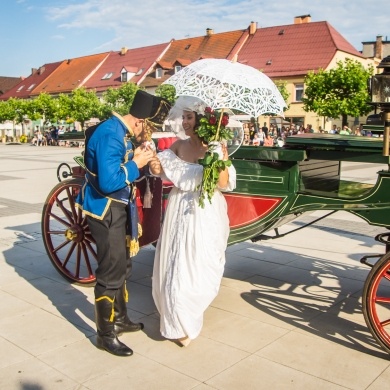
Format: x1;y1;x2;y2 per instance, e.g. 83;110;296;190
132;146;154;169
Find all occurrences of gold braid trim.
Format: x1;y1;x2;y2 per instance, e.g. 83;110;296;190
95;296;115;322
147;99;171;127
124;282;129;303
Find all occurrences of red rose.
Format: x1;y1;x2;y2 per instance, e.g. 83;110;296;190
221;114;229;126
205;107;213;113
209;116;217;125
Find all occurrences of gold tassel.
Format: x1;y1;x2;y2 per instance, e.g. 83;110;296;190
127;236;140;257
138;223;142;238
143;178;152;208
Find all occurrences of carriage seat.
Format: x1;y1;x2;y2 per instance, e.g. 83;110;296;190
156;137;178;187
157;137;178;151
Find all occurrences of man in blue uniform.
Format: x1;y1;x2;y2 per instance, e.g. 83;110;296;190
76;90;170;356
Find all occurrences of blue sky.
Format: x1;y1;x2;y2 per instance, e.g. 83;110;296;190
1;0;388;78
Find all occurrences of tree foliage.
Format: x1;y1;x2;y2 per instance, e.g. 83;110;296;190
155;84;177;105
302;58;374;124
102;82;139;117
66;87;104;127
275;80;290;111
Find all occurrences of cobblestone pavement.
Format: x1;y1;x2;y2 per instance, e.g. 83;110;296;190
1;143;390;390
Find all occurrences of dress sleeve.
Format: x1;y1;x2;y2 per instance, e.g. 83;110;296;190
218;164;236;192
156;149;202;191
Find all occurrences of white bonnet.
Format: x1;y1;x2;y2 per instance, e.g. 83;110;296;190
167;96;207;121
164;96;207;138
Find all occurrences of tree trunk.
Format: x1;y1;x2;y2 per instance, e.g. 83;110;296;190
342;114;348;127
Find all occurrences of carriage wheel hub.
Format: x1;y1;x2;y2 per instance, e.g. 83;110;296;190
65;226;84;242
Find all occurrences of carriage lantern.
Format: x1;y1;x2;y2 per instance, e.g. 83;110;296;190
369;55;390;156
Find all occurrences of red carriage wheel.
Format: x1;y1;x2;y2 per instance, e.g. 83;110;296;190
363;251;390;354
41;178;97;286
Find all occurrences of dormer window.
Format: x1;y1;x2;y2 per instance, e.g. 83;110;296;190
101;72;114;80
175;65;182;74
156;68;163;79
121;67;136;82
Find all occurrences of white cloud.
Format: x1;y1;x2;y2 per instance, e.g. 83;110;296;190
42;0;389;52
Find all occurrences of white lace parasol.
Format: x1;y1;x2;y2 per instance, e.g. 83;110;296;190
163;59;286;117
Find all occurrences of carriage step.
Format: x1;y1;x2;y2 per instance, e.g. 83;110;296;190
360;254;383;268
375;232;390;246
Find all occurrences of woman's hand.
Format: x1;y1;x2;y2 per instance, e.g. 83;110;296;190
221;143;229;161
149;156;163;175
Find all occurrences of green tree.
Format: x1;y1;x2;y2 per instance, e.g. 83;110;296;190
67;87;104;128
302;58;374;126
275;80;290;111
102;82;139;117
30;92;56;123
155;84;177;105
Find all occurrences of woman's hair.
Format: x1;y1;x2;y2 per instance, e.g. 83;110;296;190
194;112;203;129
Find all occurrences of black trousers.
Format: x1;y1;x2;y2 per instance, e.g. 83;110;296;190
87;204;132;298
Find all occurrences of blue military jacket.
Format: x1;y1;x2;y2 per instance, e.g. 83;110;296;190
76;112;140;220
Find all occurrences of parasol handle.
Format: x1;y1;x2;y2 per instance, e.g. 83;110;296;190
215;108;224;140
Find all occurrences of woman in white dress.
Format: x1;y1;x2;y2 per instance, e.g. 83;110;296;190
149;97;236;347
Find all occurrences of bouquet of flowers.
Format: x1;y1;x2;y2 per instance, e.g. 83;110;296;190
195;107;234;207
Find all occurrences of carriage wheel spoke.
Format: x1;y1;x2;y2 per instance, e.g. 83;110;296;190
62;241;77;269
55;195;74;224
81;242;95;277
380;318;390;327
375;296;390;304
48;210;71;228
47;230;67;235
52;238;72;253
65;186;78;221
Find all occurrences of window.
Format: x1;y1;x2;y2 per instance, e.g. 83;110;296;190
156;68;163;79
175;65;182;74
101;72;113;80
27;84;36;91
295;83;304;102
16;85;25;92
121;72;128;82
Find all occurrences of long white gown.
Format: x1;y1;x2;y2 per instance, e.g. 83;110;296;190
152;149;236;340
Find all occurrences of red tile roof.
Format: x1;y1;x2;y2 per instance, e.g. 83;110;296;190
31;53;110;95
238;21;365;78
84;43;171;92
0;76;24;96
140;29;247;88
0;62;63;100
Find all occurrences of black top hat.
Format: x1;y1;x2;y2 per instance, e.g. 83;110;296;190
129;90;171;127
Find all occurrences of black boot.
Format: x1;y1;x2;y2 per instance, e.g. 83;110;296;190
113;283;144;335
95;295;133;357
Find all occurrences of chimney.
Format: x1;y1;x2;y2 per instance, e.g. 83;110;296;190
120;47;128;55
38;66;45;75
31;68;38;75
294;14;311;24
375;35;383;59
249;21;257;35
206;28;214;36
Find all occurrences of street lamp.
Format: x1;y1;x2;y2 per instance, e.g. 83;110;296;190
369;55;390;156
